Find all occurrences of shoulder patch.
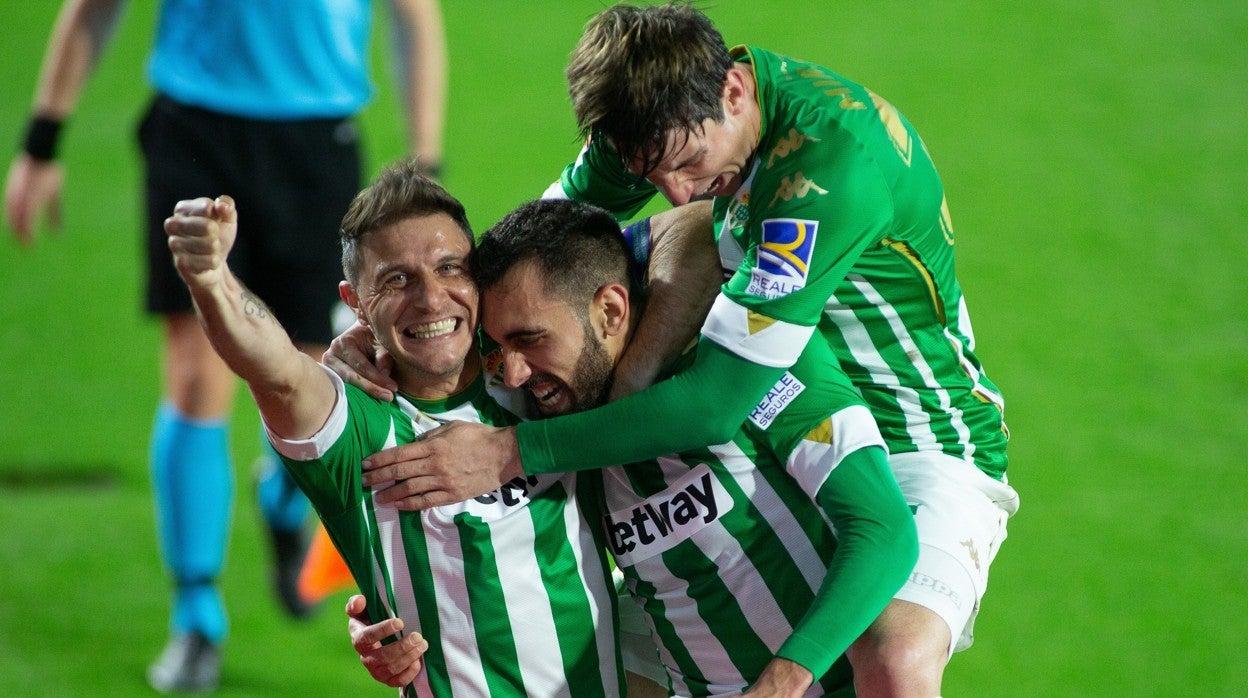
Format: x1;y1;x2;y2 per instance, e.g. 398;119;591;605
746;218;819;299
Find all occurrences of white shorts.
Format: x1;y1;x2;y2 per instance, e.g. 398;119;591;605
888;451;1019;655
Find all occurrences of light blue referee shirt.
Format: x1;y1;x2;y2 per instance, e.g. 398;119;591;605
147;0;374;120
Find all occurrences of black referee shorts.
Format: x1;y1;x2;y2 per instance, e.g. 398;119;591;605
138;94;362;346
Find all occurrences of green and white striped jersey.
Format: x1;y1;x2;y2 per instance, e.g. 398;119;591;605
270;368;624;697
585;345;914;696
555;46;1008;480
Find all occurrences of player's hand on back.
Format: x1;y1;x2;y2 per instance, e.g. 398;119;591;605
163;195;238;290
346;594;429;688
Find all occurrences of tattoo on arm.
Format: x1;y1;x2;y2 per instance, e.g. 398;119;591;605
241;290;275;321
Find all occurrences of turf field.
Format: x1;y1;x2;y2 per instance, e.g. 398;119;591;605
2;1;1245;695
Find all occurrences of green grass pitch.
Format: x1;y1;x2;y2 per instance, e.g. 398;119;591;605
2;1;1245;695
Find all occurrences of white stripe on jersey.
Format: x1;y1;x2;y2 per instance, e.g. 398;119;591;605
370;490;432;694
651;460;792;656
613;452;814;697
706;442;825;594
396;398;492;696
949;297;1005;412
424;511;492;696
826;278;940;451
365;420;431;695
490;502;565;695
846;274;976;462
956;294;977;351
645;558;743;697
690;521;790;657
564;484;622;694
373;419;415;625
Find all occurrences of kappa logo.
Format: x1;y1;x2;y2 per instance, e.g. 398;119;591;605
603;464;734;567
746;218;818;299
767;128;822;168
768;174;828;206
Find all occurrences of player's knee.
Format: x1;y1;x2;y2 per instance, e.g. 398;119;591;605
849;627;945;697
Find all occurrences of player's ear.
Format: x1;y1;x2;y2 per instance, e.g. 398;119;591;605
594;282;630;339
339;281;369;327
723;66;749;116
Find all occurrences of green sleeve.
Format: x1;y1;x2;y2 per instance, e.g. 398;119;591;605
516;339;787;473
558;137;658;221
775;446;918;679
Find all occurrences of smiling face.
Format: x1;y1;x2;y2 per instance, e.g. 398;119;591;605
480;259;619;417
341;213;478;399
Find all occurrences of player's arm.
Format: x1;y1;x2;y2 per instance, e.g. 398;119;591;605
5;0;126;241
388;0;446;176
359;141;890;505
519;144;893;474
542;136;658;221
521;315;794;472
164;196;336;439
611;200;720;399
768;438;918;685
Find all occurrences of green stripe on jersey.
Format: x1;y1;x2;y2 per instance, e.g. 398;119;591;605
455;512;518;695
555;44;1009;480
275;371;621;696
606;447;837;693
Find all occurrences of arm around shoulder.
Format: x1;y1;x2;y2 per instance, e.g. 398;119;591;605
519;337;787;474
611;201;720;399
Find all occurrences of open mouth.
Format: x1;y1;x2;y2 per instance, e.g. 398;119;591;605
526;377;567;413
403;318;457;339
702;175;724;197
692;174;728;202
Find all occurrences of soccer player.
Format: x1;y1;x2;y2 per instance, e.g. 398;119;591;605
3;0;447;690
347;198;918;696
163;161;624;696
354;3;1020;696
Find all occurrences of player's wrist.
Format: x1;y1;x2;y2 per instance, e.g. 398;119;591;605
21;115;64;162
745;657;814;697
497;425;525;480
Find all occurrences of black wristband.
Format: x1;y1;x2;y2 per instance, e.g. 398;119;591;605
23;115;64;161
